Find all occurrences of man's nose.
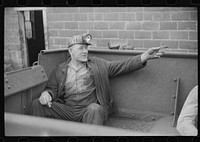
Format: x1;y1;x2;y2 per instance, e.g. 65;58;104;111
82;48;88;53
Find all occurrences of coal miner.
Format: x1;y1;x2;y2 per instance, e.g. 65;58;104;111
30;33;167;125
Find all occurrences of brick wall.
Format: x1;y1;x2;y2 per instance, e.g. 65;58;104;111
4;8;22;70
47;7;198;53
4;7;198;71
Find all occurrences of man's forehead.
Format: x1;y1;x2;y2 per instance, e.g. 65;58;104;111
71;43;88;49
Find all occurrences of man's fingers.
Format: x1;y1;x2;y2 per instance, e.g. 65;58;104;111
39;97;45;105
160;45;168;50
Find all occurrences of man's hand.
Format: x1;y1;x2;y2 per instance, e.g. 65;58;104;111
141;45;168;63
39;91;52;107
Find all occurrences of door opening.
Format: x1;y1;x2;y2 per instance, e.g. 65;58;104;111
26;10;45;66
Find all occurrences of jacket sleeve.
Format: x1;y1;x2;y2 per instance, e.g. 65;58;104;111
107;55;147;77
44;69;59;100
176;86;198;136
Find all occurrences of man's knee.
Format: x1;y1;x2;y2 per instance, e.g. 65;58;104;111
87;103;103;113
30;98;43;111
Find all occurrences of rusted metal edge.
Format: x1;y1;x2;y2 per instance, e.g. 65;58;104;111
172;77;180;127
40;49;197;59
5;112;160;136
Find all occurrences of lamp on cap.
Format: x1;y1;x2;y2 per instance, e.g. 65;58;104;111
68;33;92;48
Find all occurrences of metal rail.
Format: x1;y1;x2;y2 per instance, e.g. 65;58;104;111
5;113;161;136
40;48;198;59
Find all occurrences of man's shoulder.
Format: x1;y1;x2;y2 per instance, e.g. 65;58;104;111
89;56;107;63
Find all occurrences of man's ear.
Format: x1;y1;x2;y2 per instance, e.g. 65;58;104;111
68;48;72;56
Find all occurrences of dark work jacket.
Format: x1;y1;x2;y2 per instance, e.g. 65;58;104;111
44;55;146;122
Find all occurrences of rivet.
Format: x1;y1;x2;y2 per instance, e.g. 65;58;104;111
173;78;177;81
171;112;174;115
23;106;26;109
132;114;135;118
172;95;176;99
5;79;9;83
151;117;155;121
7;85;11;89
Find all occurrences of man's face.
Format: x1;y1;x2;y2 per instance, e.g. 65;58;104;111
69;44;88;62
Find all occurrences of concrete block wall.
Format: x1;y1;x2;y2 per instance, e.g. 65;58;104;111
4;8;23;70
47;7;198;53
4;7;198;71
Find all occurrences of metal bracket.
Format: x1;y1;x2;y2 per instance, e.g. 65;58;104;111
171;77;180;127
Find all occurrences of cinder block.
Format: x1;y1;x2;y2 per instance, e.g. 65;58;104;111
49;45;61;49
47;14;60;21
179;41;197;50
171;12;190;21
104;13;119;21
59;13;74;21
127;7;143;12
189;31;197;40
169;31;188;40
78;22;93;29
88;30;103;38
95;13;104;21
54;38;67;46
160;22;177;30
49;37;54;45
103;31;118;38
178;22;196;30
119;31;134;39
126;22;142;30
109;22;125;30
94;22;109;30
118;13;135;21
143;40;160;48
143;7;162;12
136;13;143;21
135;31;151;39
65;22;78;29
190;11;197;20
96;39;110;47
142;22;159;30
153;31;169;39
5;29;19;37
5;44;20;50
160;40;178;49
48;8;79;13
143;13;153;21
80;7;94;12
153;13;170;21
95;7;126;12
128;40;143;47
5;37;20;44
48;22;64;29
74;13;88;21
59;30;87;37
48;30;59;37
88;13;104;21
5;22;20;28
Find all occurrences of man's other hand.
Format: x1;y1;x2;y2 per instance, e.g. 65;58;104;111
39;91;52;107
141;45;168;63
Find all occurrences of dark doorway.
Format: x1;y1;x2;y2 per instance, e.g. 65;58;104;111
26;10;45;66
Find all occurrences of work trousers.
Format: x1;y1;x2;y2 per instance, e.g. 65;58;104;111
29;98;104;125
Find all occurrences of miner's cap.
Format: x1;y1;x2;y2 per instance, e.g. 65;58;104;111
68;33;92;48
